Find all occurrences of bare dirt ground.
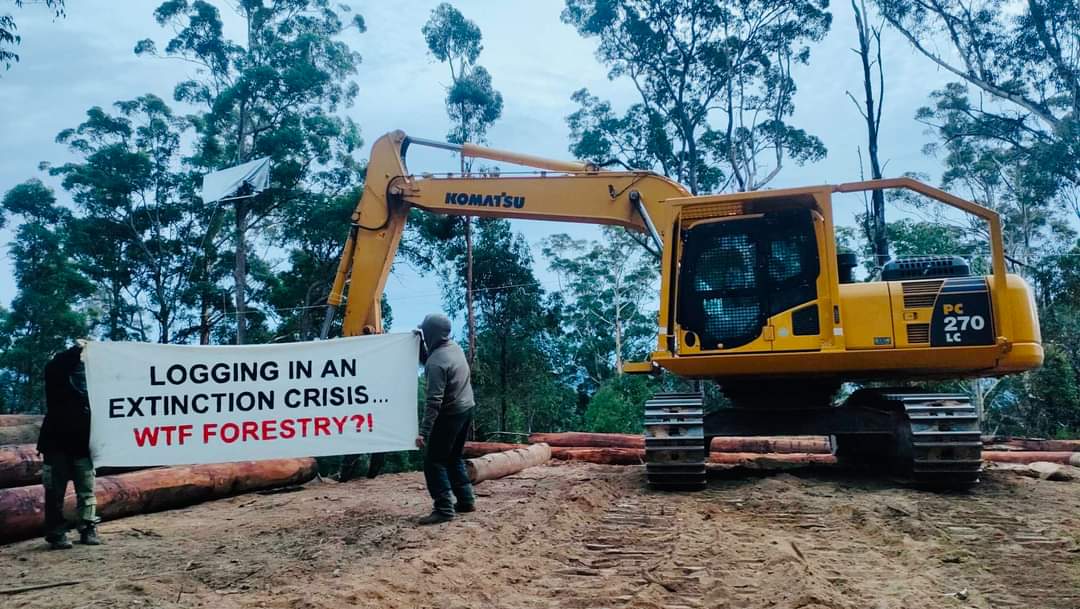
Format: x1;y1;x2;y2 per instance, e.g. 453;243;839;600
2;462;1079;609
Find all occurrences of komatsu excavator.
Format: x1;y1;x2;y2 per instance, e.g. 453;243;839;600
325;130;1043;489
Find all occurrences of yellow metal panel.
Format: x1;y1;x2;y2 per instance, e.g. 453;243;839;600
651;344;1006;379
838;283;895;349
769;303;823;351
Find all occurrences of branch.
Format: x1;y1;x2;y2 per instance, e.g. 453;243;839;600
882;13;1060;129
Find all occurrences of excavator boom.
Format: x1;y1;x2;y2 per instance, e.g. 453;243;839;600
327;130;689;336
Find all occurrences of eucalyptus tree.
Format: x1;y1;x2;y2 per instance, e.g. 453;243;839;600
563;0;831;194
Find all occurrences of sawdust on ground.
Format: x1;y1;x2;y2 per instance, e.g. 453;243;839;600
1;461;1079;609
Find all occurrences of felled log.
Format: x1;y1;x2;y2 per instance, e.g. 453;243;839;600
466;444;551;484
0;424;40;446
0;458;317;544
529;432;831;454
0;415;42;428
463;442;522;457
987;438;1080;452
708;452;837;465
550;447;645;464
709;437;831;454
0;445;41;489
529;432;645;449
983;451;1080;466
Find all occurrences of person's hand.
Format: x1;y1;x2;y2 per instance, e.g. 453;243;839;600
415;435;426;449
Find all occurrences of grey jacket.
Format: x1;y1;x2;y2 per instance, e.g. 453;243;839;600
419;315;475;437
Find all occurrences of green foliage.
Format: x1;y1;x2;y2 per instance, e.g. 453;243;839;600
0;180;92;411
875;0;1079;201
583;374;654;433
1;0;64;70
138;0;366;342
463;220;561;435
421;3;502;147
543;227;657;394
563;0;830;193
48;95;208;343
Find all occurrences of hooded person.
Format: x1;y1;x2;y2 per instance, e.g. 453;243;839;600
37;343;101;549
415;313;476;524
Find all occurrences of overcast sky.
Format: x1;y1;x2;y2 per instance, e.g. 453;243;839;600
0;0;959;334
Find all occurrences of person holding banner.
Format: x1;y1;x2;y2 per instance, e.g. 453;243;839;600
415;313;476;525
37;343;101;549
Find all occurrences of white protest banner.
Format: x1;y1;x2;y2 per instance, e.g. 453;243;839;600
85;334;419;467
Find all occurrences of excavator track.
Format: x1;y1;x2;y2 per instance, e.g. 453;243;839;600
644;392;706;490
884;392;983;488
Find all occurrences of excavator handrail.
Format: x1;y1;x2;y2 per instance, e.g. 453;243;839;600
834;177;1008;346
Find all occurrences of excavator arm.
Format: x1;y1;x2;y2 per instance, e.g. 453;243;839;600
326;130;690;337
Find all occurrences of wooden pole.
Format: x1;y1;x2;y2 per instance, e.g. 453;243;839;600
466;444;551;484
0;458;317;544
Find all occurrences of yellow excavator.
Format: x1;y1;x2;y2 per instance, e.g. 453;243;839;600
324;130;1043;489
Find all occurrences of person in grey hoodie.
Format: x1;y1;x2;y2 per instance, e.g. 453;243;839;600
415;313;476;524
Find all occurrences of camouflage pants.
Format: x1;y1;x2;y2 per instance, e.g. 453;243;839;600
42;453;98;536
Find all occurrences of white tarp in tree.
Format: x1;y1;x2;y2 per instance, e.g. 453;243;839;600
200;156;271;203
84;334;420;467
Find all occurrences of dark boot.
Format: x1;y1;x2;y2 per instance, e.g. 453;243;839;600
79;523;102;546
454;484;476;513
45;530;72;550
418;510;454;525
419;494;455;525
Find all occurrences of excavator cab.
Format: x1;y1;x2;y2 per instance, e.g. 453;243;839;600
676;207;821;354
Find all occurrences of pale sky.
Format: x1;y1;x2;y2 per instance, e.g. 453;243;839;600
0;0;960;334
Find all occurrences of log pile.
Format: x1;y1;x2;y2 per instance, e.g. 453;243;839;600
527;432;832;454
504;432;1080;471
0;458;317;544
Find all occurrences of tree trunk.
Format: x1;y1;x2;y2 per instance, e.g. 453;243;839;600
529;432;644;449
989;438;1080;452
710;437;831;454
465;218;476;365
465;443;550;483
0;445;41;489
853;0;889;269
0;458;317;543
528;432;831;454
0;415;42;427
0;424;41;445
984;451;1080;465
234;199;248;345
708;452;837;466
549;447;645;464
499;336;508;432
463;441;522;457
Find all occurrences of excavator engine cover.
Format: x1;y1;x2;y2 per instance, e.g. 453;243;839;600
881;256;970;281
